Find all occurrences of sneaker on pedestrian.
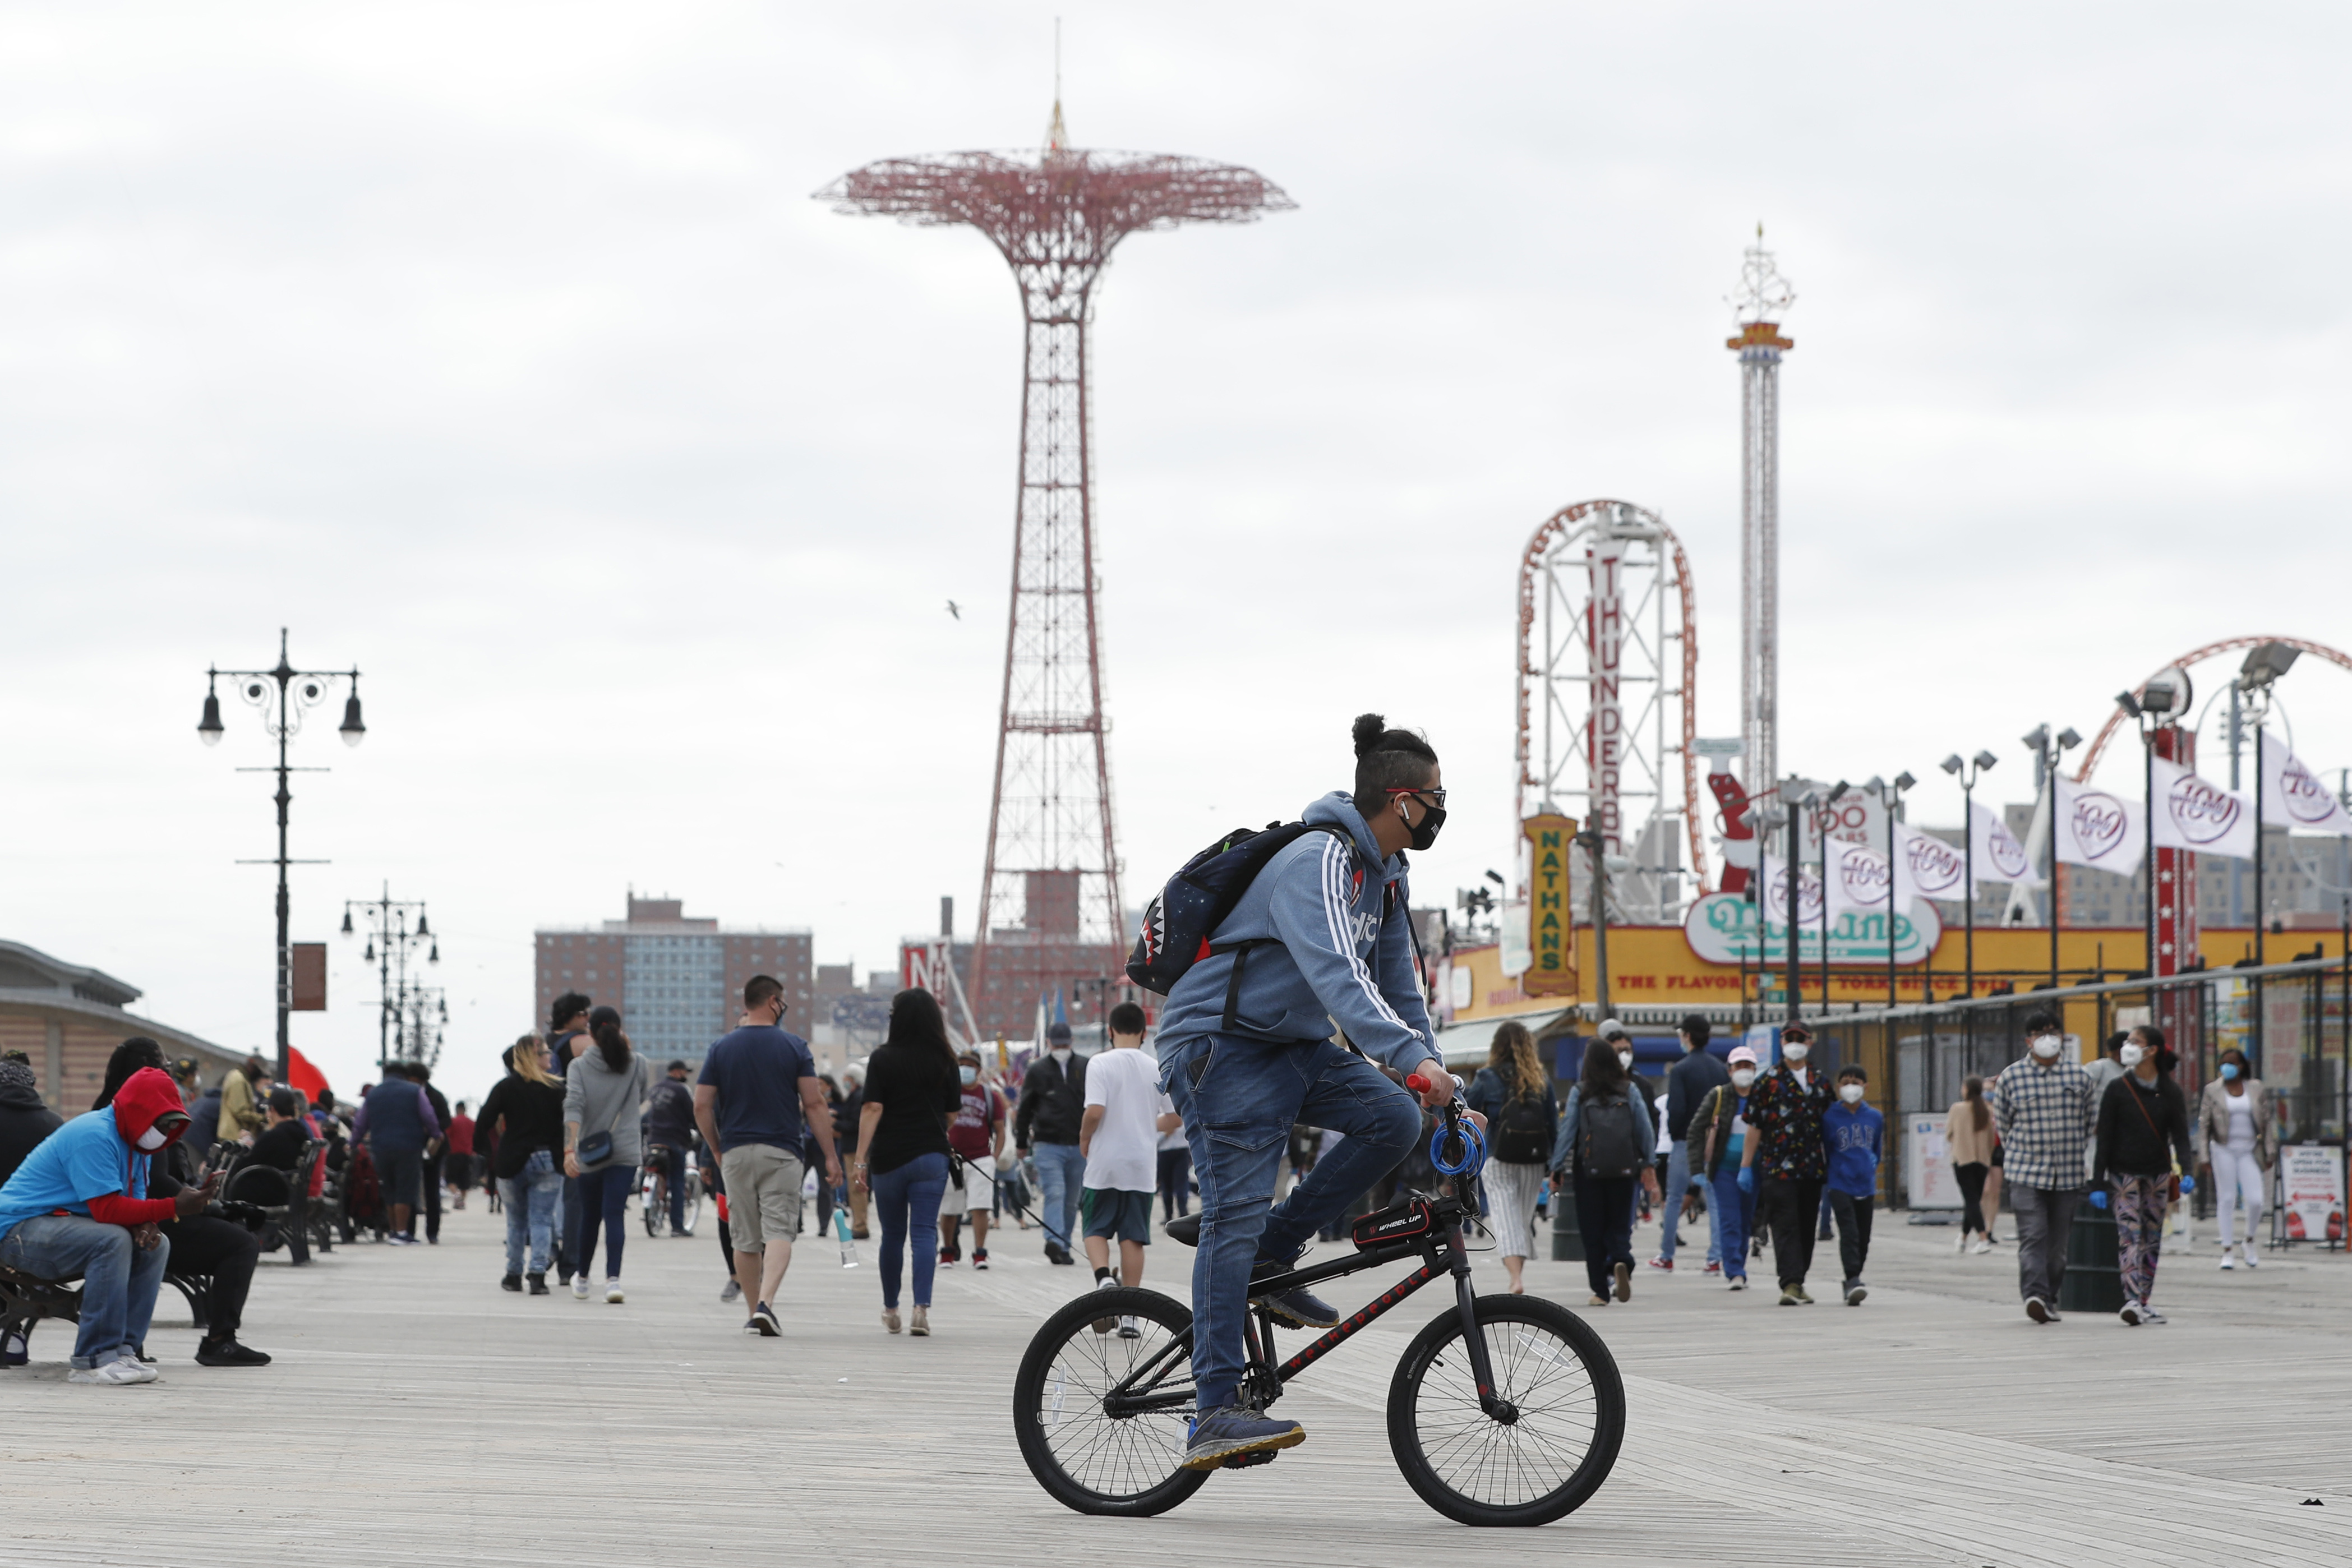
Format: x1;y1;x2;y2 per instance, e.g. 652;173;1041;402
569;1274;588;1300
2243;1247;2261;1269
1045;1242;1074;1265
1727;1276;1748;1291
1646;1256;1673;1272
938;1247;958;1269
1612;1261;1633;1302
195;1336;272;1367
1587;1293;1610;1306
1970;1239;1993;1255
1118;1315;1141;1340
1702;1261;1723;1276
750;1302;781;1336
1182;1406;1305;1471
910;1306;930;1336
2025;1295;2051;1323
500;1272;523;1293
1954;1232;1968;1253
1843;1280;1866;1306
720;1278;742;1303
68;1360;154;1386
1248;1261;1339;1328
527;1272;550;1295
1;1327;27;1368
2217;1250;2237;1271
1792;1284;1815;1304
881;1308;902;1334
2138;1303;2167;1324
1093;1275;1120;1334
1778;1285;1801;1307
2119;1299;2144;1326
972;1249;989;1271
605;1279;624;1304
112;1349;163;1382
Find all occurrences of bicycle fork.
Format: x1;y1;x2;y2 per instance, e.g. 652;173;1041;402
1445;1232;1516;1424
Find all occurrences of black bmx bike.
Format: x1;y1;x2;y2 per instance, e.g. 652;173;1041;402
1012;1082;1625;1527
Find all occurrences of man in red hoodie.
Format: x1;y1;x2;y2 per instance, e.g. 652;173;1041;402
0;1066;216;1383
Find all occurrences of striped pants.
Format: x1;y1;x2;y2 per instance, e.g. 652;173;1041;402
2113;1174;2169;1304
1480;1159;1549;1260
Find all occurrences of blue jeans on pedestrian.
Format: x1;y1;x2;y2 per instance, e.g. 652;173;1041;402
499;1150;562;1275
1159;1034;1422;1417
1031;1141;1086;1253
1659;1138;1721;1264
573;1163;637;1281
1710;1166;1758;1282
871;1151;949;1310
0;1214;169;1368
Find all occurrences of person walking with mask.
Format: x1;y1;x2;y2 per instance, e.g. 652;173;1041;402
1737;1023;1831;1306
1012;1022;1087;1265
1551;1037;1661;1306
1653;1013;1730;1274
851;989;962;1336
2093;1033;2194;1323
564;1006;650;1303
477;1038;565;1294
939;1052;1007;1269
1945;1077;1998;1253
1990;1011;2097;1323
1466;1020;1558;1295
1823;1066;1883;1305
1687;1046;1763;1290
2197;1048;2277;1270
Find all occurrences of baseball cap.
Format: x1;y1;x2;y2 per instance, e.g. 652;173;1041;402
1727;1046;1759;1067
1598;1018;1628;1041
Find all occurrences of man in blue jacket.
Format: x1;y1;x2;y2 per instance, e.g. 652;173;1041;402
1155;713;1455;1472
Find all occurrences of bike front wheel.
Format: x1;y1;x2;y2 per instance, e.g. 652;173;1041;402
1386;1293;1624;1527
640;1172;663;1237
1013;1286;1207;1517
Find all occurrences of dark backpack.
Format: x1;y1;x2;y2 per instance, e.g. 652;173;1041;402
1493;1090;1554;1164
1577;1091;1643;1178
1126;821;1354;1026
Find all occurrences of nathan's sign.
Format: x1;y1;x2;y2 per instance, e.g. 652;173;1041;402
1683;891;1941;966
1521;813;1579;997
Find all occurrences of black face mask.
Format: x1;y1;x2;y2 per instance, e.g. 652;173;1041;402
1406;803;1446;852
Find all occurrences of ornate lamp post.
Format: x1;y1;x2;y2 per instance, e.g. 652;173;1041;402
198;628;364;1081
342;887;435;1072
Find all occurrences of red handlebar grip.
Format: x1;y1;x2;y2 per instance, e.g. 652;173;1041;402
1405;1073;1431;1093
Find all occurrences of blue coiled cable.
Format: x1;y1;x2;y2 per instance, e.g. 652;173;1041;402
1429;1114;1486;1179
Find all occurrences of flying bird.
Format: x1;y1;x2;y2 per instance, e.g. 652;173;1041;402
946;600;961;620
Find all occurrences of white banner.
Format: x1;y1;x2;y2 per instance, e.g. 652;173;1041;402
1756;854;1825;928
2054;776;2146;878
2150;757;2257;860
2278;1145;2345;1244
1970;800;2043;886
1825;838;1896;916
2261;730;2352;836
1904;1115;1961;1209
1894;820;1972;904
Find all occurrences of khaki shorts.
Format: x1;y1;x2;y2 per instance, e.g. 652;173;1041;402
939;1154;997;1219
721;1143;805;1253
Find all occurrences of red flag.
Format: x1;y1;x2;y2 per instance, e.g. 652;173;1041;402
285;1046;331;1103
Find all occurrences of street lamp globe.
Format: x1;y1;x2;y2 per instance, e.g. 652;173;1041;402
198;691;224;746
339;690;367;748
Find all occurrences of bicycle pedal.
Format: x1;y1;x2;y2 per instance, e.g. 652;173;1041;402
1221;1449;1280;1470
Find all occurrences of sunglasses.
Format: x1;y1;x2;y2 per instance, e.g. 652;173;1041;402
1385;786;1447;809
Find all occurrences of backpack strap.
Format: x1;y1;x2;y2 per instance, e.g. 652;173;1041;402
1214;823;1355;1037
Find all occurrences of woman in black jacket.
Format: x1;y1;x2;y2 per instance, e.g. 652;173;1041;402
476;1036;568;1294
2092;1037;2194;1326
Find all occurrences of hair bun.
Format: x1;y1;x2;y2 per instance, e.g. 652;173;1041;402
1352;712;1387;757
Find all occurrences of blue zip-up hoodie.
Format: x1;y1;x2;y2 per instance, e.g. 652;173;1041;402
1154;791;1435;1072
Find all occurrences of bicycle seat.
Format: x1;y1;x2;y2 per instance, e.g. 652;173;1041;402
1164;1214;1201;1247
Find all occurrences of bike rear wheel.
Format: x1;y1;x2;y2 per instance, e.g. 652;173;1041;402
1013;1286;1208;1517
640;1170;663;1237
1386;1293;1624;1527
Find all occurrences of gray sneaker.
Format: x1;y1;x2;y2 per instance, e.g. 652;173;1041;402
1182;1406;1306;1471
720;1278;742;1303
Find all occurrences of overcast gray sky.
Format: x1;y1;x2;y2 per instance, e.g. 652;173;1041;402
6;3;2349;1103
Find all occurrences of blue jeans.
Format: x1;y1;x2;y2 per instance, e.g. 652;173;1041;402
499;1151;562;1275
1710;1166;1758;1282
0;1215;168;1368
871;1151;950;1309
1030;1142;1086;1253
573;1164;637;1280
1660;1138;1720;1263
1159;1034;1421;1415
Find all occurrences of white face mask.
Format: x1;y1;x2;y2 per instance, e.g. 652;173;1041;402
2119;1044;2146;1068
1050;1048;1071;1064
1782;1041;1809;1063
134;1126;170;1151
1616;1050;1634;1070
1838;1083;1865;1104
2031;1035;2062;1060
1731;1069;1756;1091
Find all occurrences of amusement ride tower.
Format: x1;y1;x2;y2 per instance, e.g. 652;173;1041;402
1727;227;1795;796
820;102;1293;1037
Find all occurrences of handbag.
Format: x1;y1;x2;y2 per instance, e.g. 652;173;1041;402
575;1062;635;1168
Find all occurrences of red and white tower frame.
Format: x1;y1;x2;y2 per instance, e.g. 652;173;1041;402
820;105;1293;1037
1516;500;1705;922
